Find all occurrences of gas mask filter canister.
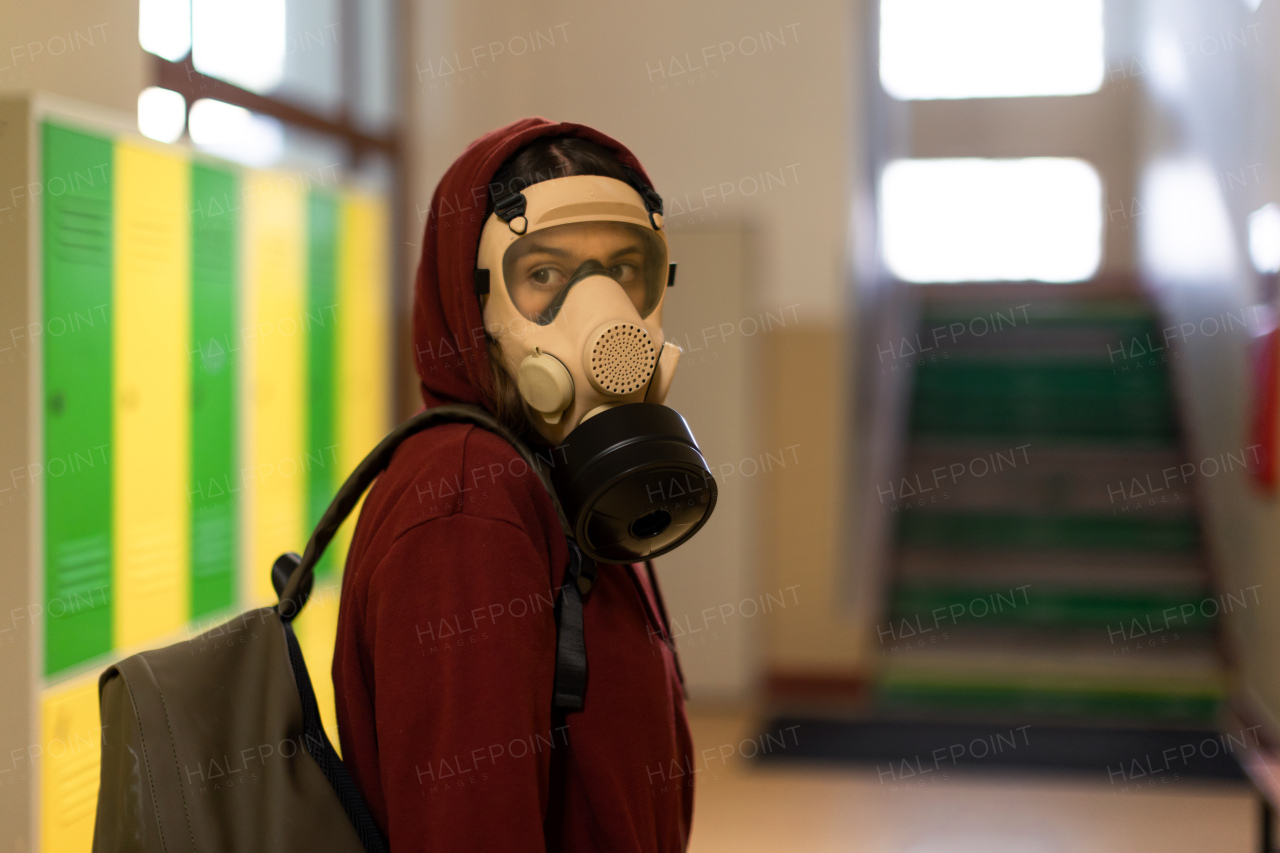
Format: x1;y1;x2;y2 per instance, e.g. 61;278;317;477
477;172;717;563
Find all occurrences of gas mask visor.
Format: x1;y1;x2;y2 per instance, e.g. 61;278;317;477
502;221;667;325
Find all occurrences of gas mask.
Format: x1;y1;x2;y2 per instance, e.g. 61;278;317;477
477;172;717;563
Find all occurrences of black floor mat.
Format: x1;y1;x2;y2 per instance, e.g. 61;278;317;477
755;716;1249;783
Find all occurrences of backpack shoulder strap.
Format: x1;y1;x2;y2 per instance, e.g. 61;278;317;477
276;404;595;711
277;404;568;616
551;540;596;711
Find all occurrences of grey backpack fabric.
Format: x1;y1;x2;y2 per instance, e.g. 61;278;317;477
91;405;590;852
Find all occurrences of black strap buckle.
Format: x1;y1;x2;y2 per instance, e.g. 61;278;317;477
637;184;664;218
272;552;311;620
492;188;527;222
621;165;664;229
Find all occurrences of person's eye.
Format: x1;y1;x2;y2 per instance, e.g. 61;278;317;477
529;266;566;288
609;263;638;283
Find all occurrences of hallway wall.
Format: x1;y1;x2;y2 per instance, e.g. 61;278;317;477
1136;0;1280;739
0;1;145;112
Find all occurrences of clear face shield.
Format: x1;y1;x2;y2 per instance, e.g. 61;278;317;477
501;221;668;325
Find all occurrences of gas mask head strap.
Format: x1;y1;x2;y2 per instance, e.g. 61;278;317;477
488;165;666;234
620;165;665;229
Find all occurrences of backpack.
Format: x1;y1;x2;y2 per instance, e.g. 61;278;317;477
90;404;598;853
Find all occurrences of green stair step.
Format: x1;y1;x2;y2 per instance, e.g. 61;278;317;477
895;548;1206;591
915;308;1161;360
920;300;1156;328
910;360;1177;441
888;585;1217;631
910;413;1177;442
896;513;1199;550
913;359;1172;394
874;633;1225;723
898;443;1195;516
873;681;1222;724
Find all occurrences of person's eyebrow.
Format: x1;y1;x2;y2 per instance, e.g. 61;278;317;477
518;242;571;257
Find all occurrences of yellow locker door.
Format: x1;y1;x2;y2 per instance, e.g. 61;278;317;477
40;677;103;852
333;193;391;561
112;142;191;648
295;193;391;748
294;584;342;750
242;174;308;604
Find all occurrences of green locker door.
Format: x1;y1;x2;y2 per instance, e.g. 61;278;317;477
42;122;114;674
306;191;339;577
189;163;239;616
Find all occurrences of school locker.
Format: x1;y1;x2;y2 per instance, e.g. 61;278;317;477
0;94;391;852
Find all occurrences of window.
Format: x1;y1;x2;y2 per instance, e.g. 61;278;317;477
139;0;190;62
136;0;397;174
191;0;287;94
137;86;186;143
880;0;1105;100
1249;203;1280;275
1140;160;1238;282
881;157;1103;283
187;99;285;166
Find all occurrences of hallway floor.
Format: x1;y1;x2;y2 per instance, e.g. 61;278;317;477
686;712;1257;852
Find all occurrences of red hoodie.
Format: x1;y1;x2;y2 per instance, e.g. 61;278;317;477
332;118;696;851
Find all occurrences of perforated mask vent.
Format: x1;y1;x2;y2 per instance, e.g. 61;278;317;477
586;322;657;396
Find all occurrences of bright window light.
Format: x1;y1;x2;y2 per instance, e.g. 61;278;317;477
1140;160;1238;282
137;87;187;143
1250;204;1280;274
881;158;1103;283
192;0;285;93
188;99;284;167
1146;30;1188;99
880;0;1105;100
139;0;191;61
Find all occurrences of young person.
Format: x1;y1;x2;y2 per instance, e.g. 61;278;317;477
332;118;696;851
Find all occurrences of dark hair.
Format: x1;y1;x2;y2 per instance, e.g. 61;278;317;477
485;136;635;220
482;136;639;439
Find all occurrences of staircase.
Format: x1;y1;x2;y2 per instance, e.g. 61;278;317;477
873;299;1228;726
